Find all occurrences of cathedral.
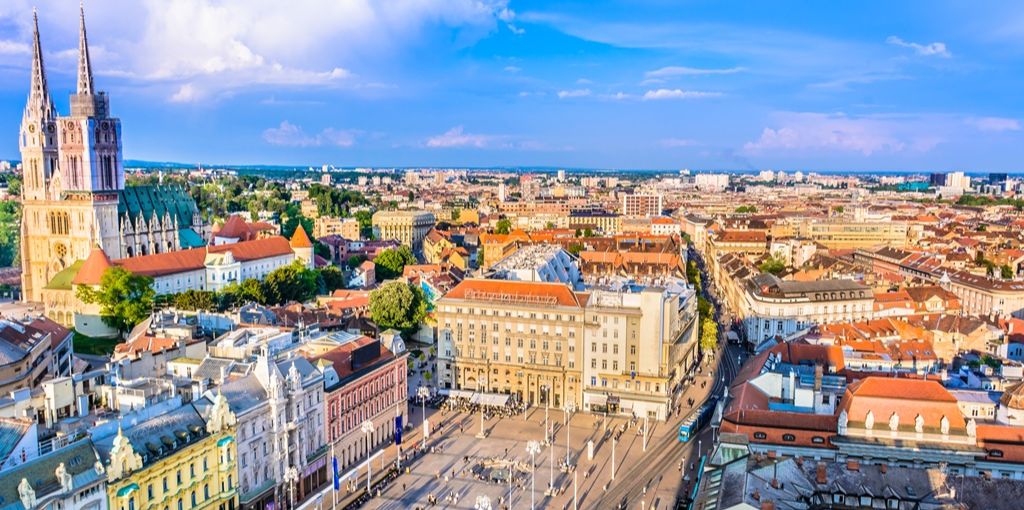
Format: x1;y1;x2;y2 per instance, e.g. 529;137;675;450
19;6;209;305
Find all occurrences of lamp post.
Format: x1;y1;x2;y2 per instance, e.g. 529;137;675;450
284;466;299;510
417;386;431;449
564;402;576;467
527;440;541;510
361;420;374;493
611;435;617;481
477;377;488;439
548;422;555;495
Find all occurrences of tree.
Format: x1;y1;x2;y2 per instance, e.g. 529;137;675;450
583;227;594;238
319;266;345;293
282;214;313;240
76;267;155;336
347;254;367;269
495;218;512;235
0;200;20;267
373;246;416;279
567;243;584;256
369;281;427;332
700;317;718;352
263;261;319;304
174;289;215;311
354;210;374;239
758;256;787;275
735;205;757;214
687;260;702;293
1001;264;1015;280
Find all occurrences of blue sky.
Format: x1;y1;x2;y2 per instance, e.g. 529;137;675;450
0;0;1022;171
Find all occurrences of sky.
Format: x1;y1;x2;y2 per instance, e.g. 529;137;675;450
0;0;1022;171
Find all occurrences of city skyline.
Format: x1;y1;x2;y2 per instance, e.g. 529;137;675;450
0;1;1022;171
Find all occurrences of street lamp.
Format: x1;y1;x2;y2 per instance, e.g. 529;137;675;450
284;466;299;510
611;435;617;481
477;377;488;439
527;440;542;510
361;420;374;493
563;402;576;467
417;386;431;449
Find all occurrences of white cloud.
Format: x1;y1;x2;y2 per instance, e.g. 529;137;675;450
503;65;521;73
645;66;744;78
169;83;201;103
0;40;30;55
1;1;513;100
262;121;359;147
886;36;951;58
659;138;701;148
425;126;493;148
557;88;591;99
967;117;1021;132
743;112;945;155
642;88;721;100
576;78;593;84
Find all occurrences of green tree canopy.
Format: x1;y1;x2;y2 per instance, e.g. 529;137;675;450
735;205;758;214
758;256;787;275
369;281;428;332
347;254;367;269
263;261;319;304
700;317;718;352
76;267;155;335
495;218;512;235
373;245;416;280
174;289;215;311
319;266;345;293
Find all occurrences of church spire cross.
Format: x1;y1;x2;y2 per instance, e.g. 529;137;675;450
76;0;95;96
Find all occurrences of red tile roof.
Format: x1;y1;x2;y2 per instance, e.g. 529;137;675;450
443;278;584;307
72;247;113;286
290;225;313;248
115;237;294;277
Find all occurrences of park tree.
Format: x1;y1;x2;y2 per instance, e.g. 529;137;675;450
758;256;787;275
373;246;417;279
76;267;155;336
174;289;216;311
319;266;345;293
700;317;718;352
495;218;512;235
1002;265;1015;280
264;261;319;304
347;254;367;269
369;280;428;332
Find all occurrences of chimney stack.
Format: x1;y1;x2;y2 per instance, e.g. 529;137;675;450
816;463;827;484
814;363;823;391
846;460;860;471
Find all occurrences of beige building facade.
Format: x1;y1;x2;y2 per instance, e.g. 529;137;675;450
372;210;436;251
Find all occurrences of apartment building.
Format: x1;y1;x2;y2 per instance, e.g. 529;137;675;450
314;216;360;240
371;210;436;251
621;193;664;217
436;279;587;408
741;273;874;346
582;284;698;420
795;219;910;249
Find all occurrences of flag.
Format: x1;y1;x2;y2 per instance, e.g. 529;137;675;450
332;445;340;491
395;415;403;445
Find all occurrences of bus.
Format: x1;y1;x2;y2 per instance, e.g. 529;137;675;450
678;397;718;442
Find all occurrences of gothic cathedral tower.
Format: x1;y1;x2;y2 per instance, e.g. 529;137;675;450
21;5;124;303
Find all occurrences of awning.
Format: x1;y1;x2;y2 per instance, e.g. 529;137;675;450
471;392;510;407
586;393;608;406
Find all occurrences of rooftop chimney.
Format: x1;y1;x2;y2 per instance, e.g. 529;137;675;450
846;460;860;472
880;463;887;474
816;463;827;485
761;502;775;510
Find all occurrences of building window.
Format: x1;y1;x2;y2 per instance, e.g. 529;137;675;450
811;436;825;444
753;432;767;440
782;434;796;442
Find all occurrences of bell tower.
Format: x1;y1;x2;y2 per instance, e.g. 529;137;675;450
21;3;125;304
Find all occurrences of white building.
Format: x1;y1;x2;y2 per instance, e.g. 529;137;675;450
695;173;730;191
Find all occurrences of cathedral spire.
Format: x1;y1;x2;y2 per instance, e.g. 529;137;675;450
76;1;95;96
28;8;52;112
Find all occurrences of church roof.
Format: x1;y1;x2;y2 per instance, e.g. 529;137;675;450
115;236;294;277
216;215;252;239
72;247;113;286
290;225;313;248
44;260;84;291
118;185;201;230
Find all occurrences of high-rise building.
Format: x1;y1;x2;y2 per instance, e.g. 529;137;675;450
19;6;208;303
694;173;730;191
621;193;664;217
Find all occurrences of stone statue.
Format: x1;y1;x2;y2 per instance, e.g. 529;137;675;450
94;460;105;475
915;414;924;434
889;412;900;432
941;415;950;436
967;418;977;438
838;409;848;435
18;478;35;509
56;462;73;492
865;410;875;431
206;389;238;434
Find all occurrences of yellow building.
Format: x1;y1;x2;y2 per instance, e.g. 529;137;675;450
795;219;910;249
99;394;238;510
423;229;456;265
